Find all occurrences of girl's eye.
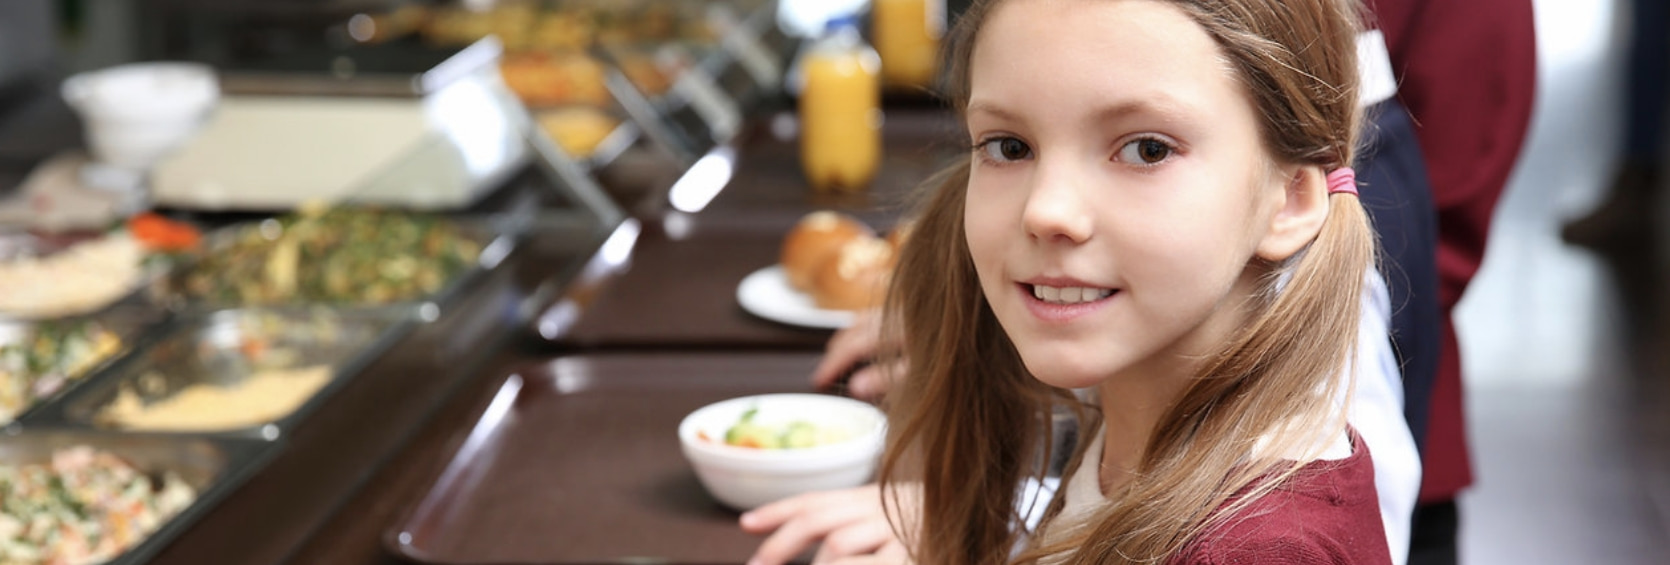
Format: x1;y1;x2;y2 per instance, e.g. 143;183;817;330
977;137;1033;163
1117;138;1174;165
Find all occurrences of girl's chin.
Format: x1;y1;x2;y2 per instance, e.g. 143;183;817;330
1022;361;1113;391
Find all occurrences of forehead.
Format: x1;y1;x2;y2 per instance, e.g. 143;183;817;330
968;0;1242;122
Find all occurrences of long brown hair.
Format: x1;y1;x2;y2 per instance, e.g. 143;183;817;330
876;0;1375;563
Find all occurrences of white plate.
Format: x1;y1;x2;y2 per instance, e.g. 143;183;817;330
736;265;854;330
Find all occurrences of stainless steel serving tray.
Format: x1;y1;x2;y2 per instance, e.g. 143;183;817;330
23;307;417;440
157;212;519;318
0;231;175;324
1;305;174;427
0;429;274;565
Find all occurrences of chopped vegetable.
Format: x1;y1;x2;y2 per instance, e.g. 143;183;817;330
126;213;201;253
0;446;196;565
177;208;482;306
0;321;122;424
722;406;851;450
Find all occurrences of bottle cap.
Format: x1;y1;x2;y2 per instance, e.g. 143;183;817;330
824;14;862;34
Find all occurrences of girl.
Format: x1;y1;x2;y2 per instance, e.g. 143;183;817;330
749;0;1390;562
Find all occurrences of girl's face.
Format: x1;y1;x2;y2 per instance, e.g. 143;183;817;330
964;0;1291;390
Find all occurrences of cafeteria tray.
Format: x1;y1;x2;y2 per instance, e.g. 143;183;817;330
1;305;174;427
534;215;837;350
24;307;416;439
160;212;518;316
0;429;275;565
387;352;827;564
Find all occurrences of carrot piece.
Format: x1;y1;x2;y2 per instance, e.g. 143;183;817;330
129;213;202;251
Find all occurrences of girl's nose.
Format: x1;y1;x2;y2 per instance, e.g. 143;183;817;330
1022;159;1094;244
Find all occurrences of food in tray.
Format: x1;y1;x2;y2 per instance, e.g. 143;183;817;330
99;365;333;432
426;1;719;51
176;208;482;306
779;211;901;311
709;406;854;449
530;10;597;51
536;106;621;158
0;446;196;565
499;50;612;108
610;51;675;97
126;213;201;254
419;6;495;47
0;321;123;424
0;233;144;320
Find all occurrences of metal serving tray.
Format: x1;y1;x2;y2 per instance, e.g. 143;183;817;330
0;231;175;324
0;429;274;565
25;307;415;439
1;305;174;427
159;213;518;318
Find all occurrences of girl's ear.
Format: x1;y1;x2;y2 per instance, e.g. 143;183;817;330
1255;165;1329;262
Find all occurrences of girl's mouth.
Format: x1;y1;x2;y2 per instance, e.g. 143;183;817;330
1027;284;1116;305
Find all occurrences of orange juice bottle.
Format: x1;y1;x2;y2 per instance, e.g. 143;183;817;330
799;17;882;193
873;0;944;90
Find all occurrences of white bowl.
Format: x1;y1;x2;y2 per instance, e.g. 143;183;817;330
61;62;219;170
678;393;886;510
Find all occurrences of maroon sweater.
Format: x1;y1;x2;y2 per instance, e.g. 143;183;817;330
1173;434;1392;564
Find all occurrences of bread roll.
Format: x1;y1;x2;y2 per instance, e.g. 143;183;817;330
811;236;895;311
781;211;873;292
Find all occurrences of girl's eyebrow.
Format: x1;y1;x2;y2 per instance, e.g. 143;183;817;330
968;97;1195;126
966;100;1022;123
1090;98;1192;123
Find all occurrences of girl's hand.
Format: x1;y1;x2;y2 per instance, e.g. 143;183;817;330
739;483;918;565
811;309;902;400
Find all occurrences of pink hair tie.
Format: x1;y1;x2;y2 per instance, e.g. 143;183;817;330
1326;167;1358;196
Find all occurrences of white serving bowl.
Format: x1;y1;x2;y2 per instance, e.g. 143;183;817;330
61;62;219;171
678;393;886;510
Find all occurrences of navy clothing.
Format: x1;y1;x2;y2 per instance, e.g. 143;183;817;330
1357;100;1441;453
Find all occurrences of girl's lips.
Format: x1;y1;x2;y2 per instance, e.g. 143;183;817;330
1017;282;1118;322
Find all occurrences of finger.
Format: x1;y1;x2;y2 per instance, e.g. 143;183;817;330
811;330;880;390
824;554;912;565
747;490;884;565
811;516;899;563
750;501;874;562
846;359;907;400
748;515;845;565
843;366;886;400
740;491;822;533
825;542;913;565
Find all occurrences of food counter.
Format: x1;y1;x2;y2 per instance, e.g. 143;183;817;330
263;104;958;565
0;1;967;563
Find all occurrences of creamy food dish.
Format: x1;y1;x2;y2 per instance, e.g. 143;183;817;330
0;233;144;319
99;365;333;432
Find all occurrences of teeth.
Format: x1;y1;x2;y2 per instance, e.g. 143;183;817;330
1031;285;1111;304
1036;285;1060;302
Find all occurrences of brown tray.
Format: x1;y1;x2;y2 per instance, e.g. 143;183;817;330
536;214;844;350
386;352;828;564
